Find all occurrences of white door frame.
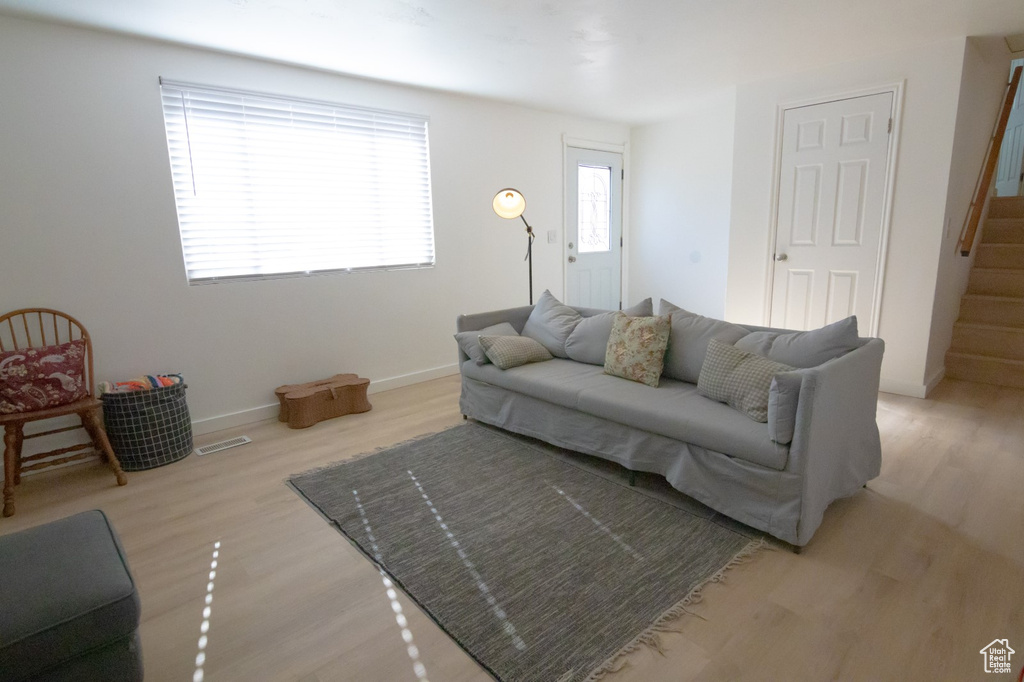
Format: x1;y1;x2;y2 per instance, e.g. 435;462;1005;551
563;136;629;307
763;82;904;336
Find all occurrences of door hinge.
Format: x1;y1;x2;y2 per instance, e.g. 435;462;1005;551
620;236;623;247
887;118;893;134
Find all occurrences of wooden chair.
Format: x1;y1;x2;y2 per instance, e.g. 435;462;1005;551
0;309;127;517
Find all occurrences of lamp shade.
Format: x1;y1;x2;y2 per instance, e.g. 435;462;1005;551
492;188;526;220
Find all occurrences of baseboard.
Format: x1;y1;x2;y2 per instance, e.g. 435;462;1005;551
923;366;945;397
191;363;460;436
878;378;928;399
366;363;460;394
192;404;280;436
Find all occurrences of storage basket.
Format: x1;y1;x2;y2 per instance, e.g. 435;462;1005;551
101;383;193;471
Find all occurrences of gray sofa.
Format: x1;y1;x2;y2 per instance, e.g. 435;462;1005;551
456;302;884;547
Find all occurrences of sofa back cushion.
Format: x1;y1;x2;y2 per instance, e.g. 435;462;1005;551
697;339;795;422
734;316;860;368
603;314;671;387
659;299;749;384
565;298;653;365
454;322;520;365
521;290;583;358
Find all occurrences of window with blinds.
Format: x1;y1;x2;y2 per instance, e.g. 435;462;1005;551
158;79;436;283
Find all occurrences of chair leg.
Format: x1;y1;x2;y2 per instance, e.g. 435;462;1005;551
3;424;20;517
81;410;127;486
12;427;22;486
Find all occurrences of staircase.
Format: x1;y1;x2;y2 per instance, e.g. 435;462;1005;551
947;196;1024;387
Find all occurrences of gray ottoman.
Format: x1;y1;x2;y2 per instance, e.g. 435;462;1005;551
0;510;143;681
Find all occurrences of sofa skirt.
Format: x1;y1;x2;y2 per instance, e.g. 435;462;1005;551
460;375;806;546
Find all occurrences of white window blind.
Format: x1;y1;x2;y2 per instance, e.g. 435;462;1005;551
159;79;435;282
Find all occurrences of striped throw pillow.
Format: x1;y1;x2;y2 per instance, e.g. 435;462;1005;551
697;339;794;422
479;335;553;370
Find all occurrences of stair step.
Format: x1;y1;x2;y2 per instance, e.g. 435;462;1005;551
981;218;1024;244
967;269;1024;296
945;352;1024;388
958;295;1024;327
950;322;1024;360
974;244;1024;269
988;196;1024;219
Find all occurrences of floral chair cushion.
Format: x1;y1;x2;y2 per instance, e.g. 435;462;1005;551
0;340;88;414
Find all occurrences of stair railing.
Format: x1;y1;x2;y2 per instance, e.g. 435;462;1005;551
959;64;1022;257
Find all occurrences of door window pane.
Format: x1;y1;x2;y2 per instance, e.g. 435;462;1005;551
577;165;611;253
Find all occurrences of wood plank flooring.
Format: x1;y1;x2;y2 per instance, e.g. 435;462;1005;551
1;376;1021;681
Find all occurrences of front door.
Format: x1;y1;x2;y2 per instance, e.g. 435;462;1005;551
770;91;894;331
565;147;623;310
996;59;1024;197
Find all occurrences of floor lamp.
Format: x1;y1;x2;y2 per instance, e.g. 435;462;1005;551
492;188;535;305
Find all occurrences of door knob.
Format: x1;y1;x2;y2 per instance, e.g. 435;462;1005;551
568;256;577;263
775;253;788;261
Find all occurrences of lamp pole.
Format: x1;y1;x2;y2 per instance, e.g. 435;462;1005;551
522;215;534;305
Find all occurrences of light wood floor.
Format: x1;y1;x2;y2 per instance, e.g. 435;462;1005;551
2;376;1022;681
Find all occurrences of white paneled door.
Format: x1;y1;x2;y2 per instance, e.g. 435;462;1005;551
770;91;894;331
565;147;623;310
996;60;1024;197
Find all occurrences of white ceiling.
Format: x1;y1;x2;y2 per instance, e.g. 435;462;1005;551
1;0;1022;124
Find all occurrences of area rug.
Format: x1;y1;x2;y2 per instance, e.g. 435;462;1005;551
289;423;763;682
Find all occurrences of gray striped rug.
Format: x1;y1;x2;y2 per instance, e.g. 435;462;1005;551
290;423;761;682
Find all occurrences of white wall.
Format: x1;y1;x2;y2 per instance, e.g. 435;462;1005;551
925;37;1013;385
726;39;968;397
0;15;628;431
627;88;736;316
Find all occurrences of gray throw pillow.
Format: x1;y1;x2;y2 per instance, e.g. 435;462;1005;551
659;299;750;384
454;322;519;365
521;290;583;358
698;339;795;422
734;316;860;368
768;371;803;444
479;335;553;370
564;298;654;365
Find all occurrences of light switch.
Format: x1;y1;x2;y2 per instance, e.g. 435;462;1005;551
547;230;557;244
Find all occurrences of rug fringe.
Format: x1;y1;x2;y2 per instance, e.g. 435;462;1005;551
581;538;771;682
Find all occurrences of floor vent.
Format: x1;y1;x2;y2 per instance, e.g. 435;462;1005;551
195;436;252;456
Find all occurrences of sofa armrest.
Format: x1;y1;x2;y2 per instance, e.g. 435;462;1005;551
786;337;884;545
455;306;534;364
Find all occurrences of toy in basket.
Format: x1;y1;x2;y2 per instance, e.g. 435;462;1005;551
99;373;192;471
274;374;371;429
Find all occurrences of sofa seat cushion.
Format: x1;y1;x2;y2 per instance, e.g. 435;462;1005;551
0;510;141;681
462;359;612;410
463;359;789;471
575;377;789;471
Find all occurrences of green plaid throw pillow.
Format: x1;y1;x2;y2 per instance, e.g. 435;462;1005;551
697;338;795;422
479;335;553;370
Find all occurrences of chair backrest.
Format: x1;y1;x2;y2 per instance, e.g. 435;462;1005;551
0;309;95;398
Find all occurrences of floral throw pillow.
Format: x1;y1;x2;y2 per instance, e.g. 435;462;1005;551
603;313;671;387
0;340;88;414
